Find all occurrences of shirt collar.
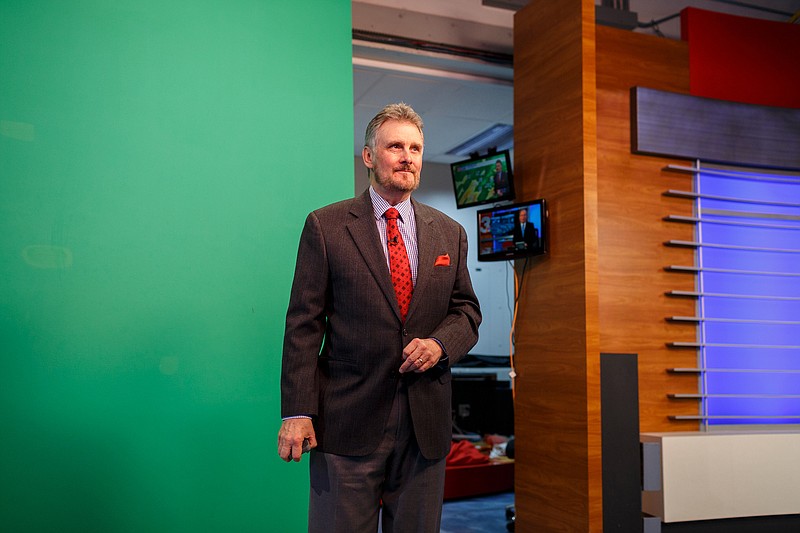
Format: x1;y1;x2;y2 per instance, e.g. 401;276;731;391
369;186;413;222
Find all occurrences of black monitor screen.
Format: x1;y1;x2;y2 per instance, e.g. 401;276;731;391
450;149;514;209
477;198;547;262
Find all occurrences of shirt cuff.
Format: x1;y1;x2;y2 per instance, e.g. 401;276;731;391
282;415;312;421
430;337;449;368
430;337;446;355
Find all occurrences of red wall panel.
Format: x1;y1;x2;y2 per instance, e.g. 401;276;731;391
681;7;800;109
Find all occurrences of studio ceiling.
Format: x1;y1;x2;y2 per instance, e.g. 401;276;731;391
352;0;800;164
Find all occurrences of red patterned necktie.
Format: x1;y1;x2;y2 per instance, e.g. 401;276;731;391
385;207;413;322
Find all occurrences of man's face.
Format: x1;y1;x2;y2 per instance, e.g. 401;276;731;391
363;120;423;198
495;161;502;172
519;209;528;224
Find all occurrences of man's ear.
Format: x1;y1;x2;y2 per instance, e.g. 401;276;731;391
362;145;373;169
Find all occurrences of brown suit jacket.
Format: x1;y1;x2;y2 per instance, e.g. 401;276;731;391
281;190;481;459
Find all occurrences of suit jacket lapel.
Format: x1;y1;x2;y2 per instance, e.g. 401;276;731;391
409;200;436;320
346;191;403;321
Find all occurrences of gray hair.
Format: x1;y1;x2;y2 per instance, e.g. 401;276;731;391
363;102;424;150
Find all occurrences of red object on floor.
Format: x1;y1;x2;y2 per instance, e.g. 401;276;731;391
443;441;514;500
444;461;514;500
446;439;491;466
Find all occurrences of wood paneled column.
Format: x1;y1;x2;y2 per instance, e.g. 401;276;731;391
513;0;602;530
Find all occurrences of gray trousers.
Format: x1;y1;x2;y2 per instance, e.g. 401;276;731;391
308;383;447;533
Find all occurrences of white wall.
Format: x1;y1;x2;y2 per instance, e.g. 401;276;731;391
355;156;515;359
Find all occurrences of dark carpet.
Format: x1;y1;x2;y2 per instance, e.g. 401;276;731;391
440;491;514;533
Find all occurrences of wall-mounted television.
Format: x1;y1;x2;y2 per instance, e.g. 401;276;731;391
450;149;515;209
477;198;548;262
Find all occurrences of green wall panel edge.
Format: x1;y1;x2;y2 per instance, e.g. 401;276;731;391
0;1;353;531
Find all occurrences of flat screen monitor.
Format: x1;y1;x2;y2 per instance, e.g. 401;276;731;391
450;149;515;209
477;198;547;262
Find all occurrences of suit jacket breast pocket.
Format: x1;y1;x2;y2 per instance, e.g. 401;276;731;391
431;265;453;278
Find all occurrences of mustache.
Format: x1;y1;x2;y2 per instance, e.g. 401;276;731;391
394;164;415;172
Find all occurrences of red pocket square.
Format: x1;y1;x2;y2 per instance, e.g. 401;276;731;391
434;254;450;267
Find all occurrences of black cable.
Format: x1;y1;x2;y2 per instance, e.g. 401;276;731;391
637;1;796;32
706;0;795;17
506;260;514;327
514;257;530;305
637;11;681;29
352;29;513;66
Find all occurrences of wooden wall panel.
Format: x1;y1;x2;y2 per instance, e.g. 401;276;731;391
595;25;700;433
513;8;707;530
513;0;601;530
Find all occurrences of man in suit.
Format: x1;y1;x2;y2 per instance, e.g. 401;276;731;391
277;103;481;533
512;207;539;250
492;159;509;198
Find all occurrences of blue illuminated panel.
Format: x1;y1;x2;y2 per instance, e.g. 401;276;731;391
698;168;800;425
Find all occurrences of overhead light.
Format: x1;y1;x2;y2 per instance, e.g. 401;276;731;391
446;123;513;156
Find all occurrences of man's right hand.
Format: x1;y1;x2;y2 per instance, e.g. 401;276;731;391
277;418;317;462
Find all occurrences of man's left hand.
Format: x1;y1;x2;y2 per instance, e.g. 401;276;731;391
399;338;442;373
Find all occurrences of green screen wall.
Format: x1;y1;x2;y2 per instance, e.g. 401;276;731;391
0;1;353;530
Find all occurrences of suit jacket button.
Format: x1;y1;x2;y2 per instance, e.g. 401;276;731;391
402;328;408;336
